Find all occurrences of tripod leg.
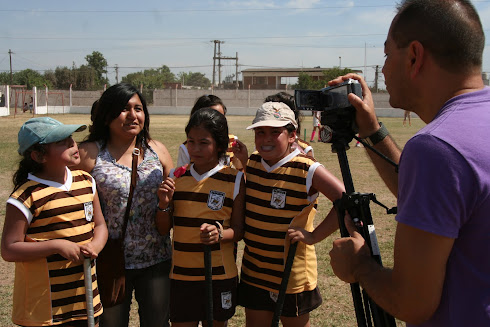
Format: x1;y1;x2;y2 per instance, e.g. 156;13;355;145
335;200;368;327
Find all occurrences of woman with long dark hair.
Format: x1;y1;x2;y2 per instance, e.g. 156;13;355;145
76;83;173;327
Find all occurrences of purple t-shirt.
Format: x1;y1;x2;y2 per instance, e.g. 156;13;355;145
396;87;490;326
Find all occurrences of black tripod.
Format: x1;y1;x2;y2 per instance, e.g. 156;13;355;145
329;132;397;327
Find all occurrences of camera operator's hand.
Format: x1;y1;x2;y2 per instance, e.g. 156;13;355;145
328;73;380;138
329;73;401;197
329;212;372;284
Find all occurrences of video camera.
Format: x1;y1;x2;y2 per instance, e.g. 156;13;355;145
295;79;362;146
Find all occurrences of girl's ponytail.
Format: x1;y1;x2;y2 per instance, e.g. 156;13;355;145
12;145;46;192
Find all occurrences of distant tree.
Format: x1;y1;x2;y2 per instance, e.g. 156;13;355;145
178;71;211;88
293;72;315;89
122;65;176;89
321;67;355;82
76;65;97;90
0;72;11;85
53;66;74;89
14;69;50;88
43;70;57;88
292;68;355;90
85;51;108;86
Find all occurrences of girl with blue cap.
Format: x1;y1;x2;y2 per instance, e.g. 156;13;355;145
1;117;108;327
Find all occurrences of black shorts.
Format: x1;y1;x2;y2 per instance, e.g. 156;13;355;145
170;277;237;322
238;282;322;317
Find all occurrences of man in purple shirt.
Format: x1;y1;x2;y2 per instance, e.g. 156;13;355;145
328;0;490;326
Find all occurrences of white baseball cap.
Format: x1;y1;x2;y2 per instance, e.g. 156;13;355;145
246;102;298;130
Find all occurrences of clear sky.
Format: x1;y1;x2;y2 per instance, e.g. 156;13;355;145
1;0;490;87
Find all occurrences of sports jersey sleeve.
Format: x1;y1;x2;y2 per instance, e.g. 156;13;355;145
396;134;477;238
304;146;314;157
233;171;244;200
306;162;322;194
91;175;96;195
6;197;33;223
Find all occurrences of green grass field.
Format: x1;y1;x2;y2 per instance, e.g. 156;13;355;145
0;113;424;326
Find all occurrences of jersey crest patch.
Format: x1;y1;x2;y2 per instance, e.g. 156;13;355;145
84;202;94;221
208;190;225;211
271;189;286;209
221;291;232;309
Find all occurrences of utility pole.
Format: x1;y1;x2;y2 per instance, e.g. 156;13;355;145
374;65;379;92
9;49;13;85
212;40;219;87
115;64;119;84
211;40;238;89
235;52;239;89
217;41;223;88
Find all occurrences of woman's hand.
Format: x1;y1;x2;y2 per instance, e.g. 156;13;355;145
200;223;220;245
157;177;175;209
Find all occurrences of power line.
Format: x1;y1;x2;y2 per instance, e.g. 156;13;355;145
0;33;389;41
0;64;215;73
0;5;398;14
2;32;488;46
2;1;489;13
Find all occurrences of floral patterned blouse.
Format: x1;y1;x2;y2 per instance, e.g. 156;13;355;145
91;141;172;269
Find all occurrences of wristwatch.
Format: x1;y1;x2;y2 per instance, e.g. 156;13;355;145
362;122;389;146
157;205;172;213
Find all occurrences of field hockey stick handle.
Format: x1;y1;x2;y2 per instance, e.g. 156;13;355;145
204;244;214;327
83;257;95;327
271;241;298;327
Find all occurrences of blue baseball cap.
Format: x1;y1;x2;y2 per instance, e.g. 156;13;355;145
18;117;87;155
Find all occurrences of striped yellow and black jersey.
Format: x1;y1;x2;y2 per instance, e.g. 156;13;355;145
7;168;102;326
241;149;322;294
170;164;243;281
294;137;314;157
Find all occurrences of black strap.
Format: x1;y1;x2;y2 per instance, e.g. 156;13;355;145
120;140;141;240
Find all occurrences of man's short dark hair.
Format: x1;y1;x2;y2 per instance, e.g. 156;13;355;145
391;0;484;73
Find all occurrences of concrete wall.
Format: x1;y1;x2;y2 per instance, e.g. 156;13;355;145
35;105;70;115
1;84;406;117
67;104;411;118
152;88;286;107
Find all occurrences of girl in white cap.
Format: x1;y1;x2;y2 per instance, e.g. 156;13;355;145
1;117;108;326
238;102;345;327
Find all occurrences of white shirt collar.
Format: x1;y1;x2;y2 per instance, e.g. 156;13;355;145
261;148;301;173
190;163;225;181
27;167;72;191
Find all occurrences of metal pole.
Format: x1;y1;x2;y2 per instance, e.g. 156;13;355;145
83;258;95;327
364;43;367;81
204;245;213;327
212;40;217;87
9;49;13;86
236;52;239;90
271;242;298;327
218;42;222;89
